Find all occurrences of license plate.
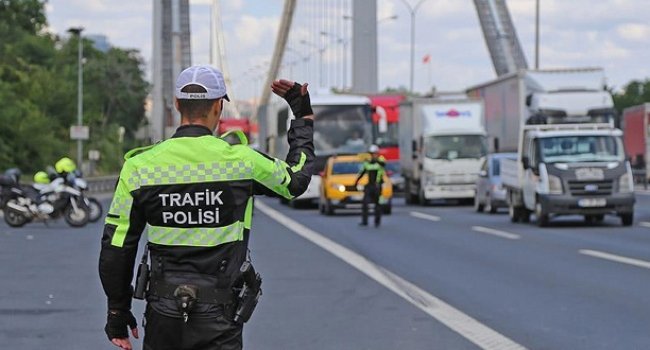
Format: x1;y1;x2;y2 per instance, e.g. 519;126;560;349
578;198;606;207
350;195;363;201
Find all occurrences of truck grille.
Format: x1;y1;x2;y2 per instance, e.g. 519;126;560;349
435;174;477;185
567;180;613;196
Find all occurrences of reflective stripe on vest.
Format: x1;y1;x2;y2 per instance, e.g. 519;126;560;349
147;221;245;247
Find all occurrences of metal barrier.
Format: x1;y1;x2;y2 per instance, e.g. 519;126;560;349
86;175;118;194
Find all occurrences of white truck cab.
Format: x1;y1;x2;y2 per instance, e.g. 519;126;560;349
400;98;487;204
502;123;635;226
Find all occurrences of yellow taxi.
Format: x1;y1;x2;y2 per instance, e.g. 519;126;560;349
319;154;393;215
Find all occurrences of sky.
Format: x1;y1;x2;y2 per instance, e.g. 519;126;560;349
45;0;650;100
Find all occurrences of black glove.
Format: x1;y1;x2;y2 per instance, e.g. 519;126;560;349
282;82;313;119
105;310;137;340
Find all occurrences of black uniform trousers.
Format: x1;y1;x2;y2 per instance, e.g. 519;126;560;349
143;306;242;350
361;184;382;226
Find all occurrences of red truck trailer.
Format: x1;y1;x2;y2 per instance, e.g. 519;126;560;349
623;103;650;176
369;94;405;191
218;118;251;144
369;95;405;161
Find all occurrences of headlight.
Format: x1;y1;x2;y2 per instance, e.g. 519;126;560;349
548;174;563;194
619;172;633;193
330;183;347;192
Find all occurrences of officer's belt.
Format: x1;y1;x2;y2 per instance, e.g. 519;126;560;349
148;279;235;305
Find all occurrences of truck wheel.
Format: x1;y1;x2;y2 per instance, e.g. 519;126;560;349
418;189;428;206
621;213;633;227
404;179;416;205
521;209;531;223
535;203;549;227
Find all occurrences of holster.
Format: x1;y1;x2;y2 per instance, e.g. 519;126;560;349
233;261;262;324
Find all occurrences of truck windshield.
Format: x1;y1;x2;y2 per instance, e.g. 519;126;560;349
424;135;487;160
538;135;624;163
373;122;399;147
313;105;372;156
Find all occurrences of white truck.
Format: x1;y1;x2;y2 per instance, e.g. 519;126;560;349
399;98;487;204
467;68;634;226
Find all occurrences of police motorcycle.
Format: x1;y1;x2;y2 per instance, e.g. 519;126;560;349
1;168;90;228
47;167;103;223
47;157;103;223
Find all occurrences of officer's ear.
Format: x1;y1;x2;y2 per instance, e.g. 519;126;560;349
174;97;180;112
212;98;223;116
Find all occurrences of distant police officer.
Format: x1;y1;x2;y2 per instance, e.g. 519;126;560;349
354;145;386;227
99;65;314;350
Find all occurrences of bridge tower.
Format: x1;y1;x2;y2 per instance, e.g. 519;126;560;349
473;0;528;76
151;0;192;142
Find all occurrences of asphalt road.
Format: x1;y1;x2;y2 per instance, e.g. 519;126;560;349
1;193;649;349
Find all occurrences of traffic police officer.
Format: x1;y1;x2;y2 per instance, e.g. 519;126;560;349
99;65;314;350
354;145;386;227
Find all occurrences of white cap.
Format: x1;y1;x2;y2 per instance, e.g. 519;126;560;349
369;144;379;153
175;65;230;101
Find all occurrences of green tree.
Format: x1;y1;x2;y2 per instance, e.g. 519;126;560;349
0;0;47;35
0;0;150;173
613;79;650;114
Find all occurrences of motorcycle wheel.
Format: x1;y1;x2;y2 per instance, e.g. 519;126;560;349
87;198;103;223
4;206;29;228
64;200;90;227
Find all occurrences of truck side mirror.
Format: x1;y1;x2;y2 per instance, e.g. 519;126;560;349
493;138;500;152
522;156;530;169
412;140;417;152
525;94;533;107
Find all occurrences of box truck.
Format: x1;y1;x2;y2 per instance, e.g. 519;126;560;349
399;98;487;204
623;103;650;175
467;68;634;226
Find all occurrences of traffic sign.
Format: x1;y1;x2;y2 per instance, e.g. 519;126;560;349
88;150;101;160
70;125;89;140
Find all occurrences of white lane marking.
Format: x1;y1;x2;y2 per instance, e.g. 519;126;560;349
257;201;526;350
579;249;650;270
638;222;650;228
409;211;441;222
472;226;521;240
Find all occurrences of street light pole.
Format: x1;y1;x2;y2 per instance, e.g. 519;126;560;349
535;0;540;69
68;27;84;166
399;0;428;93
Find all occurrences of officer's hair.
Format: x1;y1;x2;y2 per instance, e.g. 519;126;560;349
177;84;220;119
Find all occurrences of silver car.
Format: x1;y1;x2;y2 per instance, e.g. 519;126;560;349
474;153;517;213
